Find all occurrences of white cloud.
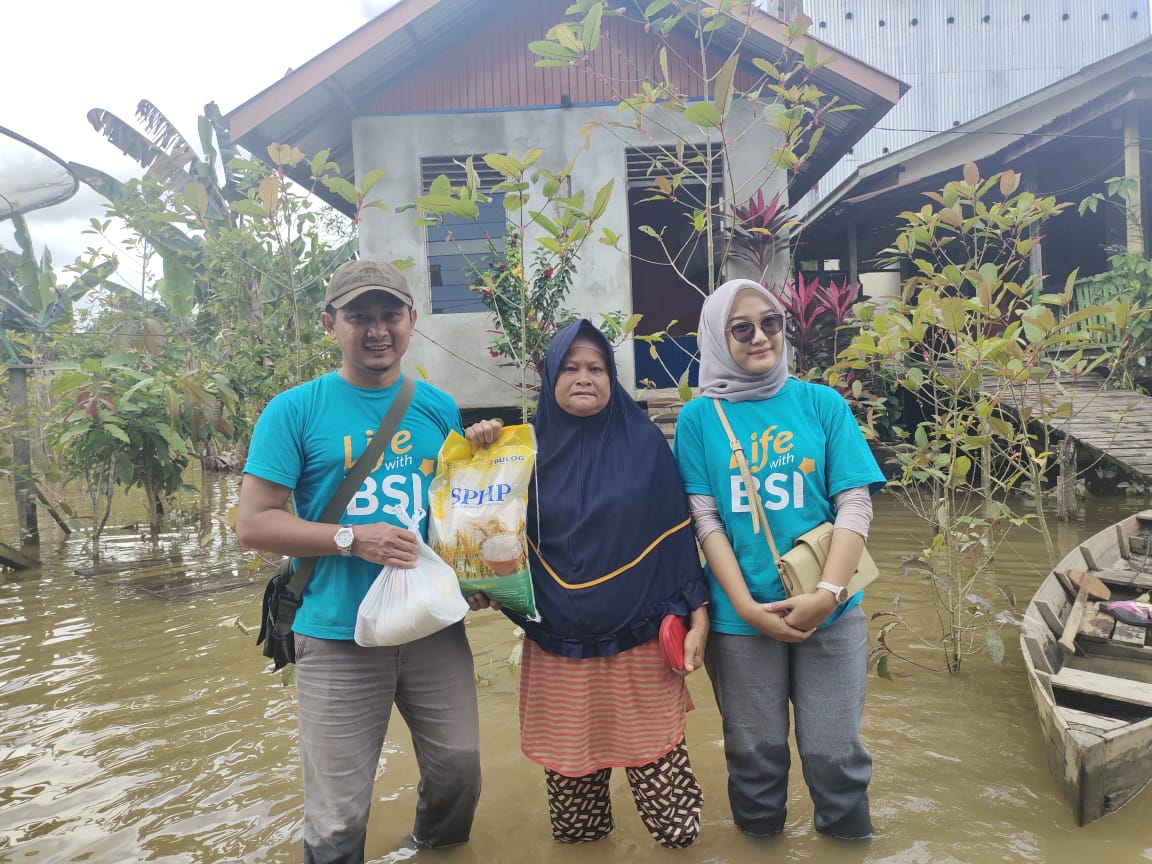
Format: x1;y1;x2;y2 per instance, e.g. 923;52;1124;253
2;0;396;277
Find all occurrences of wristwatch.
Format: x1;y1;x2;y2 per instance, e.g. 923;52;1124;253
816;581;848;604
334;525;355;557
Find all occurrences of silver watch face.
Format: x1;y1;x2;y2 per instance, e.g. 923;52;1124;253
335;525;355;550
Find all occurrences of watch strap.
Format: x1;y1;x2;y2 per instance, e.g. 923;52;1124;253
335;525;355;556
816;580;846;602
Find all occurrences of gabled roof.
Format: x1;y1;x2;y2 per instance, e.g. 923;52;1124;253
807;37;1152;226
226;0;905;213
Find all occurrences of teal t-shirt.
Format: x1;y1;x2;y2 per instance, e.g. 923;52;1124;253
243;372;462;640
672;379;885;635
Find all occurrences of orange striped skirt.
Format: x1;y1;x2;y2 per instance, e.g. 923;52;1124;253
519;638;694;777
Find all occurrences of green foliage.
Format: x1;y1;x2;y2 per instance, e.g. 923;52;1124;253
470;227;629;387
834;163;1097;674
470;227;580;377
47;340;237;545
407;149;617;418
6;100;378;554
77;112;364;454
0;216;117;340
1074;252;1152;392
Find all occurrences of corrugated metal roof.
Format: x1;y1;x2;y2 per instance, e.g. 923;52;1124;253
800;0;1149;212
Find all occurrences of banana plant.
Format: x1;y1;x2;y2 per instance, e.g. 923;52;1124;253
83;99;241;222
0;214;117;338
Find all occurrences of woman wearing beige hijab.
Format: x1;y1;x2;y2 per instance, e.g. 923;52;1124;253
673;278;885;840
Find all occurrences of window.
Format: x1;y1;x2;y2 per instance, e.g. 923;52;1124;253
421;155;506;314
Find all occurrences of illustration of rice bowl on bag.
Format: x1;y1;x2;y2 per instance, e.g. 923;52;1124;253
480;532;523;576
429;424;540;620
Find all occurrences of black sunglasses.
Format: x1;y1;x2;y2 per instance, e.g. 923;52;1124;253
727;313;786;343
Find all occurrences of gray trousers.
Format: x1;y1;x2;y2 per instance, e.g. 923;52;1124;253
294;622;481;864
705;605;872;839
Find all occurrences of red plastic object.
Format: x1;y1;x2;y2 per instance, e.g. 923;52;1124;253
659;614;688;670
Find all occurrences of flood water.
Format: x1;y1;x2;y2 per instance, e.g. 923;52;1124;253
3;476;1152;863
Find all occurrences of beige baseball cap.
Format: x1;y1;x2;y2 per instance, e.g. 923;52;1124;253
324;259;413;309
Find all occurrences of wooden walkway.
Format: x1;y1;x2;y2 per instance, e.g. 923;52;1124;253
998;375;1152;483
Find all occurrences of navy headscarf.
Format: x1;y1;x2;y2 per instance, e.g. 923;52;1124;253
510;320;709;658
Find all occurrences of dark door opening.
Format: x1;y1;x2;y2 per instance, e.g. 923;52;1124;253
628;182;720;390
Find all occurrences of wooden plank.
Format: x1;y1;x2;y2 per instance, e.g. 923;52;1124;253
1053;568;1077;601
0;541;36;570
1079;609;1116;642
1089;568;1152;591
1080;638;1152;663
1060;571;1111;655
1078;545;1101;573
1036;599;1067;638
1118;524;1133;561
1061;706;1129;733
1023;632;1055;675
1113;621;1150;647
1051;667;1152;708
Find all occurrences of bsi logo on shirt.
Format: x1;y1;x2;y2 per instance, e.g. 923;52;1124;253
731;472;806;512
347;472;426;524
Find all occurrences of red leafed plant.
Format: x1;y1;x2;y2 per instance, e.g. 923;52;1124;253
730;190;792;279
770;273;862;374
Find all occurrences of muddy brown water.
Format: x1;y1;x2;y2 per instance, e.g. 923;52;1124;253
3;478;1152;863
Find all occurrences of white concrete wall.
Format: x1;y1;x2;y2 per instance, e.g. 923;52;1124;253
354;101;786;409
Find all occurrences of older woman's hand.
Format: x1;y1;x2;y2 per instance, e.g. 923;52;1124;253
465;419;503;447
676;606;710;676
466;592;501;612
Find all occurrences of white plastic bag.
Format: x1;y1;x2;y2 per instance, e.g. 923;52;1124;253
354;509;469;647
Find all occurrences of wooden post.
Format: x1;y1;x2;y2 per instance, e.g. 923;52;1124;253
847;222;860;287
9;365;39;544
1023;163;1044;296
1056;436;1077;521
1124;108;1145;256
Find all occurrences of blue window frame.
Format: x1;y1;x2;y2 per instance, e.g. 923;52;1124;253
422;156;506;315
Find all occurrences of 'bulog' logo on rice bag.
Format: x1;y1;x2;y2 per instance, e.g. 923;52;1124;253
429;425;540;620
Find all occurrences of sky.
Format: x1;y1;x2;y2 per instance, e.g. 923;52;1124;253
2;0;397;282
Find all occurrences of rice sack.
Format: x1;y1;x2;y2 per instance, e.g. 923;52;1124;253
429;424;540;620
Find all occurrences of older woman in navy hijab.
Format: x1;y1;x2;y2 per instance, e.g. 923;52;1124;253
466;319;709;848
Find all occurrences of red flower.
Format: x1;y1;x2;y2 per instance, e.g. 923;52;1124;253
543;268;554;279
489;349;500;357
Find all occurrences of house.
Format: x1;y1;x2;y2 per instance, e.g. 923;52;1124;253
226;0;903;408
800;38;1152;303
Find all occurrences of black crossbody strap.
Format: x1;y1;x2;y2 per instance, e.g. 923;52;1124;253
286;375;416;596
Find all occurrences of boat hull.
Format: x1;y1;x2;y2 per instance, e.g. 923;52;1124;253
1020;509;1152;824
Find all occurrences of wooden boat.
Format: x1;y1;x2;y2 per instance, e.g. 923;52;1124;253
1020;509;1152;825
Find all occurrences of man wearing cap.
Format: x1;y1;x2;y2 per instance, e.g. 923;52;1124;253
236;259;481;862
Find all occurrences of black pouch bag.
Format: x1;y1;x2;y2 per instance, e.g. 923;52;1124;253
257;557;302;670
